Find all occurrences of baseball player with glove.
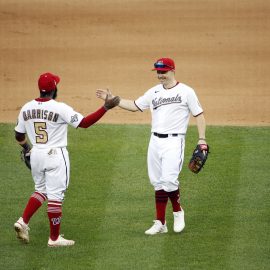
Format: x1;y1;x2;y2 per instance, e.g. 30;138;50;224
96;58;209;235
14;72;120;247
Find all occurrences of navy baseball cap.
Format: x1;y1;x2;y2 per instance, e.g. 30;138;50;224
38;72;60;92
152;58;175;71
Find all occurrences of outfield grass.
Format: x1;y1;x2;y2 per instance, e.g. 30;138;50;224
0;123;269;270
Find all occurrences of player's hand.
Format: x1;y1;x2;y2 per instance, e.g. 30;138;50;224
104;95;120;110
198;139;207;154
198;139;207;144
96;89;114;101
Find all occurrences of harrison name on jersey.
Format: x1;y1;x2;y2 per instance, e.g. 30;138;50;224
22;109;59;123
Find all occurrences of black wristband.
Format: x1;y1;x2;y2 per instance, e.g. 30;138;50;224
199;138;206;140
22;143;31;152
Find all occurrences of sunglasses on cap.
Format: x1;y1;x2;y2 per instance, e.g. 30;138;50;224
154;62;174;69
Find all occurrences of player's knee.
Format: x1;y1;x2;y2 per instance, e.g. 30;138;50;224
34;185;46;195
47;193;65;202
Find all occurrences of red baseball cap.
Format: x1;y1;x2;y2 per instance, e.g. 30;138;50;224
38;72;60;92
152;58;175;71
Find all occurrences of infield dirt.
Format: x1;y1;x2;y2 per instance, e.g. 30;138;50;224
0;0;269;126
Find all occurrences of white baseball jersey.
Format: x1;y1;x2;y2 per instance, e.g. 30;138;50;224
135;82;203;134
15;98;84;201
135;82;203;192
15;98;84;148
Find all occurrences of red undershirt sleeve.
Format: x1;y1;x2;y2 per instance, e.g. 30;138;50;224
78;106;107;128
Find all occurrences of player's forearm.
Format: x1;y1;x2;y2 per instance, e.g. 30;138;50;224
78;106;107;128
118;98;138;112
15;131;31;151
195;113;206;143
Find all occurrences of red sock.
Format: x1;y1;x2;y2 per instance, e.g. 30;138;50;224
22;192;47;224
168;189;181;212
47;200;62;241
155;190;168;225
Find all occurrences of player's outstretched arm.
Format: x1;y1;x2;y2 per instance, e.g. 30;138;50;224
78;91;120;129
96;89;138;112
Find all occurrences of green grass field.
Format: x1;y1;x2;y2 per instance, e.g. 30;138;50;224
0;123;269;270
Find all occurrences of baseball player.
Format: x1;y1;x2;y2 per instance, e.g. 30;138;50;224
14;72;120;246
96;58;207;235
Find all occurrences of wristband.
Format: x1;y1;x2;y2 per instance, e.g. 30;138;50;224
22;143;31;152
199;138;206;140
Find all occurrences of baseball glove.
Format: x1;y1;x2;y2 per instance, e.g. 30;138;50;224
21;148;31;170
188;144;209;174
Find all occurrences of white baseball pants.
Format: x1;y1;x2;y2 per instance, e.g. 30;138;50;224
30;147;70;201
147;134;185;192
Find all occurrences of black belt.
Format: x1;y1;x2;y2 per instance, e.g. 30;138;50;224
153;132;183;138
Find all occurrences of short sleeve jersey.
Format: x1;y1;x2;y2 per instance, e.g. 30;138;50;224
15;98;84;148
135;83;203;134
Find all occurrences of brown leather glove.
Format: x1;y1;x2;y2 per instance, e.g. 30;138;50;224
104;95;120;110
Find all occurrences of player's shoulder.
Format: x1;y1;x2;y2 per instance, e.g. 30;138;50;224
53;101;78;115
177;82;197;94
43;99;68;107
146;84;163;93
56;101;73;109
20;99;38;110
178;82;194;90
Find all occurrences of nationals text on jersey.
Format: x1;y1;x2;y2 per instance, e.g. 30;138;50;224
22;109;59;122
152;94;182;110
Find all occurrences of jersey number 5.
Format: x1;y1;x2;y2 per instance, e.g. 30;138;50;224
34;122;48;144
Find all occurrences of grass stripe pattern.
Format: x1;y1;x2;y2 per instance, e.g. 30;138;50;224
0;123;269;270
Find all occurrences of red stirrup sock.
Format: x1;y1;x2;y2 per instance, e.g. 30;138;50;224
22;192;47;224
168;189;182;212
155;190;169;225
47;200;63;241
